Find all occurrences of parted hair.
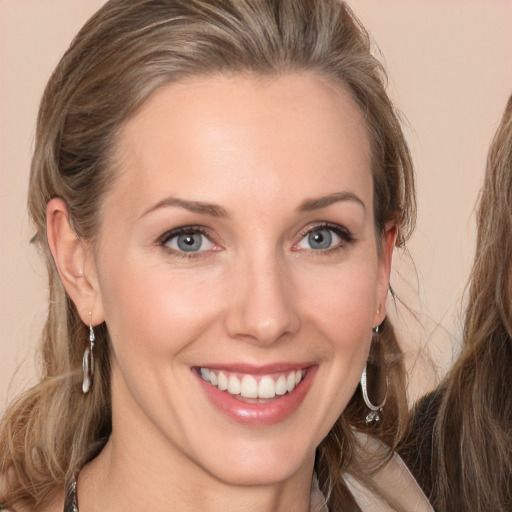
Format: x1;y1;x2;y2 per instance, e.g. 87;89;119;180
0;1;415;510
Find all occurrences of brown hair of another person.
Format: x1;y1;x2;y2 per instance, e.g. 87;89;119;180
436;95;512;511
405;96;512;512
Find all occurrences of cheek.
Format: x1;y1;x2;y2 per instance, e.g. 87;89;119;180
300;263;378;345
98;260;224;364
298;263;377;419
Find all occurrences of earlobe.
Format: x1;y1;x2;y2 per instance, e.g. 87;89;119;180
46;198;103;324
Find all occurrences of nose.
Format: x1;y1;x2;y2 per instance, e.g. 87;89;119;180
224;254;301;346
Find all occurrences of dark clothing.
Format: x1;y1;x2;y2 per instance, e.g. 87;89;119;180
398;390;442;511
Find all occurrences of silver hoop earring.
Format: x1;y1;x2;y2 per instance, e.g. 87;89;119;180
360;362;386;424
82;313;95;394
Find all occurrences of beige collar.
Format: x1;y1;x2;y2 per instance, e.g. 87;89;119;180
345;434;434;512
311;434;433;512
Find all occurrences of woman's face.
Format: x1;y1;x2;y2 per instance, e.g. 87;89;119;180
89;73;394;485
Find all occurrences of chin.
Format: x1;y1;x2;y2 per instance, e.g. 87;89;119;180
191;435;315;487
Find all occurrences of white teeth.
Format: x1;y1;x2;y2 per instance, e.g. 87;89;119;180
286;372;296;393
240;375;258;398
199;368;306;399
275;375;287;395
217;371;228;391
228;374;241;395
258;376;276;399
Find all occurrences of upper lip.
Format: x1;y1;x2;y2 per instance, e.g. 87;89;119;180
194;362;316;375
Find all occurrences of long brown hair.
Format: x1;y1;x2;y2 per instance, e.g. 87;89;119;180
0;1;415;510
404;96;512;511
434;95;512;511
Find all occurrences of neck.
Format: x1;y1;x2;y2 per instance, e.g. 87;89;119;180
78;426;315;512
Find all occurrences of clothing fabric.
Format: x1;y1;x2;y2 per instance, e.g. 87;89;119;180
398;390;441;509
346;436;434;512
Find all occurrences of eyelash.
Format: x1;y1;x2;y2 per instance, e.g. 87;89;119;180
295;222;355;253
157;222;354;259
158;225;216;259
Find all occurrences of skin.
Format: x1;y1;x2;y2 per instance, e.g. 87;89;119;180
47;72;395;512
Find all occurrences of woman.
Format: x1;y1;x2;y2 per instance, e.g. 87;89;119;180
400;95;512;511
0;1;428;510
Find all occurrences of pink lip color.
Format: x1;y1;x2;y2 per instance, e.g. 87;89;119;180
196;365;318;426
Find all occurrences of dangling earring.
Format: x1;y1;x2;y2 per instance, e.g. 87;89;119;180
82;312;95;394
360;325;387;424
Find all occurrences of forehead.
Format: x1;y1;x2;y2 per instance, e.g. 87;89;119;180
109;72;372;217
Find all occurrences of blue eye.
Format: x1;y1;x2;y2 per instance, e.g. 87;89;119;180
307;228;333;250
297;225;350;251
162;229;215;253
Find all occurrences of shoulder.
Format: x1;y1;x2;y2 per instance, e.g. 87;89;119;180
410;390;442;423
398;390;443;501
400;389;442;457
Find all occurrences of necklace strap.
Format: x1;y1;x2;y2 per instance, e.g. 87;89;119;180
64;480;78;512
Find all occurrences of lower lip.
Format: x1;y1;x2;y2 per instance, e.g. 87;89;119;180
196;367;317;426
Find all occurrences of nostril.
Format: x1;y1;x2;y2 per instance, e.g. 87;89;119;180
222;253;302;343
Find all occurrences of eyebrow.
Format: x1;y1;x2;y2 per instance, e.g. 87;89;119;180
298;191;366;212
140;197;229;219
140;191;364;219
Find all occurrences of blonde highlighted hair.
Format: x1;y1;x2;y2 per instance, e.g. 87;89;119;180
0;1;415;510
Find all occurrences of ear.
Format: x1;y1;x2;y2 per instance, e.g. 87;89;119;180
46;198;104;325
374;221;397;327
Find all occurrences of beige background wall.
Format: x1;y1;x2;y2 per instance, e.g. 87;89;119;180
1;1;512;408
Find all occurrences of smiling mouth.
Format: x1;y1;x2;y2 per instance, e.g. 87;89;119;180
198;367;307;401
